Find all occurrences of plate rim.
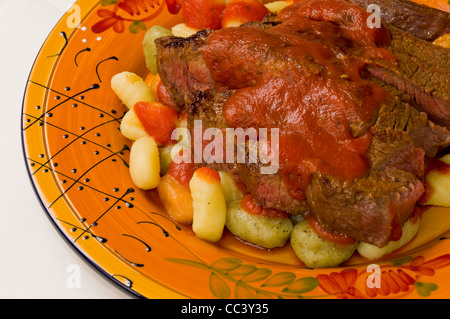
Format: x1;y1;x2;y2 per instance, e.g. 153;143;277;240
20;0;144;299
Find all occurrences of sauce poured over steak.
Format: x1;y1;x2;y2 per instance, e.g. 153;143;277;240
156;0;450;247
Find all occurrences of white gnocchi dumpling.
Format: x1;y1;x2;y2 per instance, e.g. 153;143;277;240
111;72;156;109
264;1;291;14
189;167;227;242
129;136;160;190
357;217;422;260
120;108;150;141
171;23;199;38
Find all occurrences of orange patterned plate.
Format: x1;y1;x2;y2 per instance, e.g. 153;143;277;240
22;0;450;299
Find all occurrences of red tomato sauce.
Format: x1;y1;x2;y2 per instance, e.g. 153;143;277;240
410;205;427;224
195;166;221;183
241;194;290;219
167;151;196;188
199;0;396;200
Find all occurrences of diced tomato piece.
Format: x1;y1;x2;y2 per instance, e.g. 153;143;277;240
133;101;179;146
182;0;227;30
166;0;183;14
222;0;269;28
167;152;196;188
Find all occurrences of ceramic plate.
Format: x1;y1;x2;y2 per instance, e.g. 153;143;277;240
22;0;450;299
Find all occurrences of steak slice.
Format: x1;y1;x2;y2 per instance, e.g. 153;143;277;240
370;79;450;158
156;30;213;108
186;90;230;130
305;81;448;246
157;10;450;130
306;167;424;247
369;25;450;129
156;21;275;108
251;2;450;129
237;82;450;219
369;128;426;178
238;163;308;214
349;0;450;41
184;89;240;175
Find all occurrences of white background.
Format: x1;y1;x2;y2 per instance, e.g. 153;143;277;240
0;0;134;299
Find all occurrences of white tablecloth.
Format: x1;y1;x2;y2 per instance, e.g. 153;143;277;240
0;0;133;299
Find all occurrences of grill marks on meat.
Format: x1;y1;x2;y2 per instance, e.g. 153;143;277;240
155;1;450;247
156;22;275;108
307;83;450;246
185;90;240;175
261;3;450;129
156;30;213;107
186;90;230;129
370;79;450;159
368;25;450;129
348;0;450;42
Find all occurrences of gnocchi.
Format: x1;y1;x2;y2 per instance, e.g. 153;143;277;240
218;171;245;204
264;1;292;14
159;143;177;176
111;72;156;109
120;108;150;141
226;200;293;249
189;167;227;242
171;23;199;38
290;220;358;268
421;154;450;207
159;142;190;176
357;217;422;260
129;136;160;190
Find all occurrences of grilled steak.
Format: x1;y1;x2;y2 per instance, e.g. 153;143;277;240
306;167;425;247
239;164;308;214
272;0;450;129
369;79;450;158
157;30;213;107
156;0;450;247
349;0;450;41
310;80;450;246
368;25;450;129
